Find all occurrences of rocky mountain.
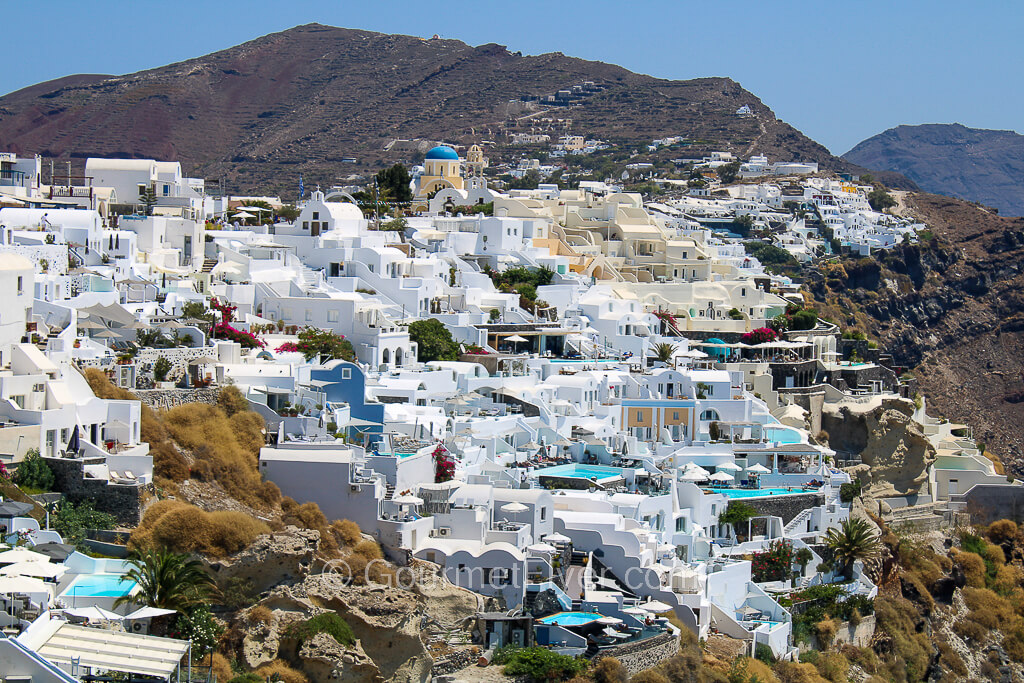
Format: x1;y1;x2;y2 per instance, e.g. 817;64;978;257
844;123;1024;217
0;23;902;194
805;192;1024;472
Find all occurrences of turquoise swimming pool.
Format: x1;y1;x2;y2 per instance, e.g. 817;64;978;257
535;464;627;481
61;573;136;598
762;426;802;444
538;611;603;626
705;487;816;499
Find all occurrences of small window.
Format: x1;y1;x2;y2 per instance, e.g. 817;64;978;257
305;309;313;321
327;310;339;323
673;412;679;421
16;276;22;294
457;563;465;572
341;368;352;380
302;221;309;230
636;410;642;422
540;507;546;521
312;211;320;220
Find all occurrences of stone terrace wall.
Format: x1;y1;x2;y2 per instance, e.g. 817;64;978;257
747;493;824;525
45;456;146;525
599;632;679;675
133;387;222;410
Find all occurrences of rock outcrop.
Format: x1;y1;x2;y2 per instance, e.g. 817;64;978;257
232;566;479;682
824;397;935;499
207;526;322;593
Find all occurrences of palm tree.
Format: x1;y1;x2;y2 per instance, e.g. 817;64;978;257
824;518;882;581
115;547;217;613
652;342;677;365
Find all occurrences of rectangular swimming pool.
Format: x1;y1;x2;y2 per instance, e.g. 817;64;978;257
534;464;629;481
705;487;817;499
538;611;603;626
61;573;137;598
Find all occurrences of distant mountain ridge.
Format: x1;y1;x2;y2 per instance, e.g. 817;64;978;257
844;123;1024;216
0;23;900;193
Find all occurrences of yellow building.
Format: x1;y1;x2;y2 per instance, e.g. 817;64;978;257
413;145;464;211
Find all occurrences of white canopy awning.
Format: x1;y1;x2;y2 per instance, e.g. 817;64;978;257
30;622;190;680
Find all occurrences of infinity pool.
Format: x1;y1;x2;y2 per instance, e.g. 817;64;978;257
705;487;816;499
538;611;603;627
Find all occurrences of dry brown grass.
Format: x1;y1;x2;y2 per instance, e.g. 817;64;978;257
332;519;362;546
953;549;987;588
129;500;270;557
209;653;232;683
742;658;780;683
162;402;272;508
630;671;670;683
247;605;273;625
254;660;308;683
812;652;848;683
772;661;828;683
987;519;1019;545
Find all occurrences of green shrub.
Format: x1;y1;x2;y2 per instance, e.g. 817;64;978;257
494;645;587;681
839;480;861;503
755;642;775;664
14;449;54;491
286;612;355;648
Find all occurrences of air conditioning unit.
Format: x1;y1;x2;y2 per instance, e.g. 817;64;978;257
350;484;361;492
33;384;44;392
437;526;452;537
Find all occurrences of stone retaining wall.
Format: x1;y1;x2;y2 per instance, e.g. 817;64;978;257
798;614;876;652
747;493;824;525
133;387;222;410
431;649;478;676
45;456;146;525
597;632;679;675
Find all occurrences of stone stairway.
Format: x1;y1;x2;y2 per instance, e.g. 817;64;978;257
201;258;217;273
385;483;395;501
784;508;813;536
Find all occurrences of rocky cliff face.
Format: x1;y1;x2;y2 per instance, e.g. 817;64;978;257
844;123;1024;217
809;192;1024;473
824;398;934;498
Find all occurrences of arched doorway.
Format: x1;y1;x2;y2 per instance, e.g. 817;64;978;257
382;348;391;365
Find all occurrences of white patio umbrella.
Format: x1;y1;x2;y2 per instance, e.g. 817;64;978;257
527;543;557;554
520;441;541;451
747;464;771;474
543;533;572;544
0;575;49;594
392;494;424;506
0;549;49;564
683;464;710;478
61;606;123;621
505;335;527;343
679;470;708;482
1;562;66;579
597;616;624;625
709;471;734;483
641;600;673;613
124;606;177;620
716;462;743;471
500;502;529;514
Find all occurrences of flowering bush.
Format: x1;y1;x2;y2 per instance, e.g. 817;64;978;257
0;462;8;480
752;539;793;582
654;310;678;333
464;345;489;355
433;444;455;483
210;297;265;349
275;327;355;361
741;327;778;345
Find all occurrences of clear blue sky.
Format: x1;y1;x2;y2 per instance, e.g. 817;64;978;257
3;0;1022;154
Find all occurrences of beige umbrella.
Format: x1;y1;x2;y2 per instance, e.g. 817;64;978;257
500;502;528;514
0;549;50;564
93;329;120;339
76;320;106;330
1;561;66;579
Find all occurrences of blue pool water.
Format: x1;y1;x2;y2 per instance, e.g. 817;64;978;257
762;426;802;444
706;487;816;499
536;464;627;480
538;611;603;626
62;574;136;598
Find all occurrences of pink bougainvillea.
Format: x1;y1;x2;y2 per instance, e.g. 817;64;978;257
433;444;455;483
210;297;265;349
740;327;778;345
